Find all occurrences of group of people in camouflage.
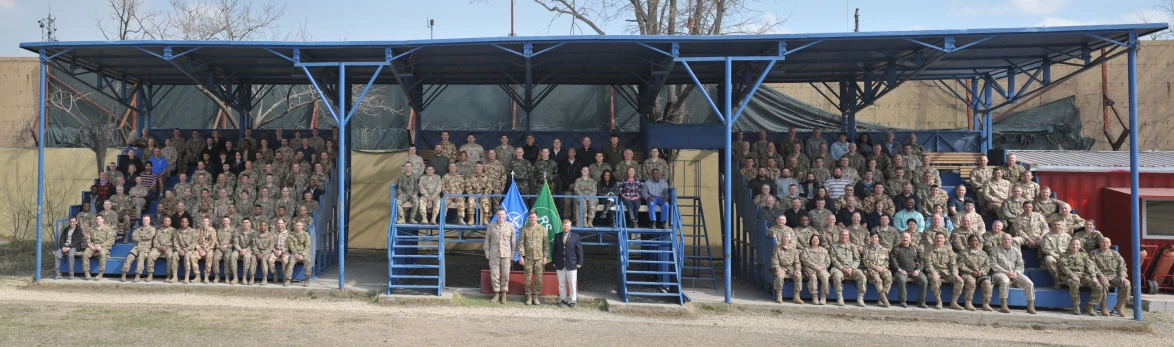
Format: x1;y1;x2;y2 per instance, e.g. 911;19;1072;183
744;129;1129;317
57;127;335;285
483;210;584;307
395;132;673;228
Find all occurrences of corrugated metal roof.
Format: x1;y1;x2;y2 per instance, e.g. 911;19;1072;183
1010;150;1174;173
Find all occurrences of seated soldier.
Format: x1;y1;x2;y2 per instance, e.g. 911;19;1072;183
771;233;804;305
1059;239;1105;316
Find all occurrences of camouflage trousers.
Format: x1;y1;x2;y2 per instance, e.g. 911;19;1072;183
284;253;313;281
865;269;893;298
1042;254;1060;285
802;268;830;299
416;196;441;223
260;251;289;278
992;272;1035;301
773;269;803;298
185;250;212;277
523;261;544;295
830;268;867;298
488;256;510;292
1104;277;1132;305
81;247;110;275
929;271;963;303
574;198;598;227
147;249;176;277
396;195;418;223
467;197;491;225
444;196;466;220
121;246;154;275
229;250;256;280
961;273;993;305
212;247;233;278
1066;276;1105;307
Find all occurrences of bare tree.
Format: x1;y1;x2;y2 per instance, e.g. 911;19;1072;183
93;0;162;40
1;169;74;242
251;85;320;128
45;81;128;174
1137;4;1172;40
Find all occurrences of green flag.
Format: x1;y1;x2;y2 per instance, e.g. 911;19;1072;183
533;180;563;259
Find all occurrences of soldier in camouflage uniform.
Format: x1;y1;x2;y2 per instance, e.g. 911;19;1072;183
587;152;611;183
416;165;443;224
284;220;313;286
762;158;780;180
800;234;831;305
1040;220;1072;289
950;215;983;254
485;210;517;304
844;143;866;174
1091;237;1130;317
1060;238;1105;316
190;216;217;283
613;149;643;181
871;215;900;249
803;157;824;183
818;214;843;250
108;186;133;239
157;190;178;223
484;149;507;207
519;212;550;305
455;152;475;177
999;185;1028;223
252;220;278;286
533;148;559;192
293;206;314;232
1014;201;1048;249
957;234;993;311
271;219;291;285
812;143;835;171
925;232;964;310
920;185;949;217
312;163;330;191
467;163;492;225
299;191;319;214
862;183;896;216
121;216;156;282
508;148;534;196
435;131;459;160
642;148;671;183
808;200;834;230
460;134;485;164
1049;202;1086;234
830;230;867;307
1074;219;1103;253
76;202;96;233
990;232;1036;313
495;135;516;170
845;212;869;251
186;130;204;170
255;187;277;221
983;169;1012;215
442;163;468;224
275;187;298;220
1002;153;1026;183
230;219;258;285
739;158;758;180
82;216;116;280
771;233;804;304
955;200;986;236
572;167;598;227
211;217;236;283
1013;170;1040;201
793;216;818;250
170;129;187;173
172;217;198;283
1034;186;1059;217
862;232;893;307
213;188;233;220
768;216;793;243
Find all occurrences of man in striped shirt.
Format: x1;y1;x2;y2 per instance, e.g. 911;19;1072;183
824;167;852;200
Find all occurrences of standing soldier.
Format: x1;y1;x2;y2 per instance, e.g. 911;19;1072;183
231;219;258;285
800;234;831;305
484;150;507;203
173;217;198;284
957;234;993;311
170;128;188;173
771;233;804;304
399;162;422;225
467;163;492;225
925;232;963;310
485;210;517;304
82;215;116;280
1059;239;1105;316
519;212;550;305
990;233;1036;314
508;148;534;196
461;134;485;164
434;131;459;160
830;230;867;307
533;148;559;191
982;169;1012;215
158;190;178;223
642;148;671;184
862;233;893;307
254;220;278;286
285;220;314;286
417;165;443;224
1091;237;1130;317
613;149;642;181
573;167;598;227
121;216;156;282
147;217;177;282
212;217;237;283
601;134;625;169
494;135;515;170
442;163;468;225
186;130;204;171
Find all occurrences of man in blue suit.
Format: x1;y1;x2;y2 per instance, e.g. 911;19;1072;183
553;219;584;307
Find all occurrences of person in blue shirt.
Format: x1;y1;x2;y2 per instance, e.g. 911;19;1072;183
893;196;926;232
830;132;851;160
148;147;169;176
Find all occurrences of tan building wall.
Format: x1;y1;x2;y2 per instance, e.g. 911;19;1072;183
0;148;120;240
0;58;38;148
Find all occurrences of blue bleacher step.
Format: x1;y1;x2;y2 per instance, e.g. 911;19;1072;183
392;244;438;249
625;281;680;287
628;260;675;265
389;264;440;269
627;240;674;245
388;275;440;279
626;270;677;275
390;254;437;259
627;292;684;297
628;249;674;254
682;266;714;271
389;284;443;290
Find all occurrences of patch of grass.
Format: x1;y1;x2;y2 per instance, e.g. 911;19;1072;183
451;292;497;307
0;241;52;277
697;303;729;314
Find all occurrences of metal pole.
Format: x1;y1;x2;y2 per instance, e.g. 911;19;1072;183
337;64;347;290
983;81;994;152
35;49;47;282
722;57;733;303
1127;32;1142;321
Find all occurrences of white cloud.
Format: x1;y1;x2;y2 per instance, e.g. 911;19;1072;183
1035;9;1172;28
0;0;15;10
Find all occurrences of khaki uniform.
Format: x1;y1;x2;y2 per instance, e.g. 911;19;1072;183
190;226;217;280
871;226;900;249
285;229;313;284
1034;197;1060;217
809;167;830;183
573;177;599;227
586;162;611;183
147;227;177;279
862;194;896;216
982;179;1012;214
460;143;485;164
921;191;948;216
800;247;831;301
739;166;758;180
829;242;867;303
1091;248;1131;308
1049;213;1086;234
643;158;672;182
819;225;844;248
435;140;458;161
173;228;198;280
1013;212;1048;246
485;159;507;195
1040;232;1072;284
231;230;258;283
957;247;993;308
254;231;278;281
495;145;516;169
955;210;986;235
990;246;1035;301
924;245;963;306
122;225;156;276
455;161;475;177
613;160;643;181
884;175;910;196
1074;229;1104;253
845;153;866;175
846;225;869;250
969;167;992;193
170;136;187;172
82;225;117;277
771;245;803;298
1003;164;1026;183
484;222;517;292
441;174;468;223
808;209;834;230
518;224;549;295
1059;251;1105;311
211;226;236;281
1013;181;1040;203
768;225;794;244
793;226;818;249
416;174;443;223
949;225;983;254
813;153;836;171
466;173;493;224
862;243;893;300
396;172;420;224
998;196;1027;222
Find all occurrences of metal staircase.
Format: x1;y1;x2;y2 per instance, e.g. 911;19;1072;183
617;189;687;304
675;196;717;289
386;185;445;295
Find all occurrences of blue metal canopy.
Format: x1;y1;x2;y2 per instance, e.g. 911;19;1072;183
19;23;1167;86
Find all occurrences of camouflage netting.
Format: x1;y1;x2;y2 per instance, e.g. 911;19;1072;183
993;96;1094;150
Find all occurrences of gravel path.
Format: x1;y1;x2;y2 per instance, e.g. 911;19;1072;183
0;277;1169;346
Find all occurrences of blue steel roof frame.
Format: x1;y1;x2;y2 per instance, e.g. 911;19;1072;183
19;23;1167;88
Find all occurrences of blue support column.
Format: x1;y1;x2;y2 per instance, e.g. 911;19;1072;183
34;49;47;282
970;79;980;135
982;81;994;152
722;57;734;303
337;64;347;290
1127;31;1142;321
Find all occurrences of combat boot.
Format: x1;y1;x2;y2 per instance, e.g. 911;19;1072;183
133;274;141;283
491;292;500;303
524;294;532;305
1114;300;1126;317
981;286;993;311
533;296;542;305
146;274;153;282
935;299;943;310
1100;299;1111;317
857;297;866;307
879;295;889;308
84;272;91;280
999;298;1010;313
775;291;783;304
120;272;127;282
950;301;963;310
500;292;508;304
1084;303;1097;316
1026;300;1036;314
836;296;845;306
261;270;269;286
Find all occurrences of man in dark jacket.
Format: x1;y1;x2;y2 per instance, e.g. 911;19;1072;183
890;231;928;308
558;148;587;217
54;217;84;279
553;219;584;307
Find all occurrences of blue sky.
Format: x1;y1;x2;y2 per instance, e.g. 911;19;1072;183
1;0;1169;56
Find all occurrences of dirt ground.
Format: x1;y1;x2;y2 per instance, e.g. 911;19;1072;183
0;277;1171;347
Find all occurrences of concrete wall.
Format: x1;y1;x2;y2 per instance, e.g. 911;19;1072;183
0;148;120;240
0;58;38;148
